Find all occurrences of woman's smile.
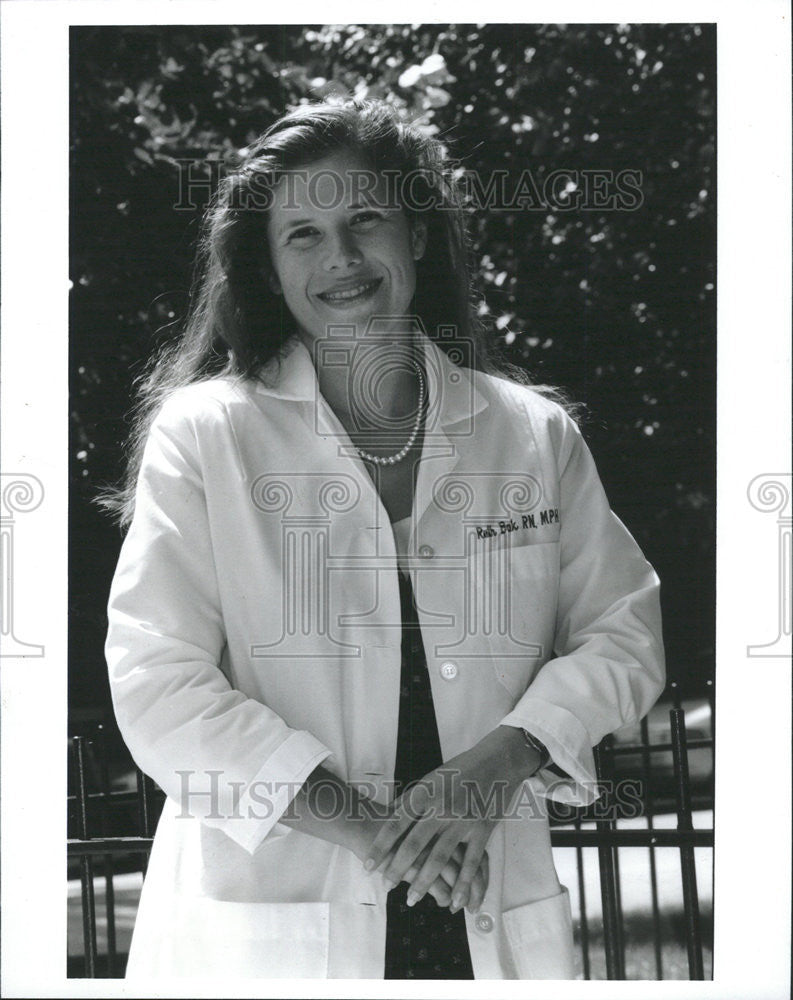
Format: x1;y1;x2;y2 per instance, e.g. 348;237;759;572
317;277;383;305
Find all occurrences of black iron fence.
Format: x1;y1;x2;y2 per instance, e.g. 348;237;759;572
67;680;713;980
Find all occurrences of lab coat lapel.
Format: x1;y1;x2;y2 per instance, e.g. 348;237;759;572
412;334;490;531
252;334;390;530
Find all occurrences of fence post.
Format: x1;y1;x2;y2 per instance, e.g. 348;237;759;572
640;716;664;979
593;739;625;979
96;725;117;976
73;736;98;977
574;814;591;980
670;709;705;979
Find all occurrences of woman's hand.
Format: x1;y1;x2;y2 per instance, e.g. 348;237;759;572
401;843;489;911
363;726;539;912
351;802;488;910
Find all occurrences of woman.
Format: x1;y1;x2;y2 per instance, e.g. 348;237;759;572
103;99;665;979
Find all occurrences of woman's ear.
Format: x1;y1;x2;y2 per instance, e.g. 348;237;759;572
411;220;428;261
267;270;282;295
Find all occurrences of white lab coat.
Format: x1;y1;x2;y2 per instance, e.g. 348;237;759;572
106;330;665;979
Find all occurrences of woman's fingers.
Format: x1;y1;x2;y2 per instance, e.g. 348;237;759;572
406;859;453;908
427;877;453;907
378;818;438;886
365;812;415;874
450;836;488;912
364;784;428;874
438;844;466;889
402;855;453;908
398;843;487;911
402;829;459;907
401;843;438;887
465;849;489;914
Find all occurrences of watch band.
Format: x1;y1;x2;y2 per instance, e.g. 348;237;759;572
521;729;551;771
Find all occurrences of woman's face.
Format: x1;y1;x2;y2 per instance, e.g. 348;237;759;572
265;149;426;346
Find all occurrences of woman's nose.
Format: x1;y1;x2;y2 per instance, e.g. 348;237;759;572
323;228;362;271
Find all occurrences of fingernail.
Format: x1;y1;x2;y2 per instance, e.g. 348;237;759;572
363;859;374;871
406;892;418;907
451;893;463;910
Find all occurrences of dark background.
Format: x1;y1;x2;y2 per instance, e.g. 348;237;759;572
69;23;715;731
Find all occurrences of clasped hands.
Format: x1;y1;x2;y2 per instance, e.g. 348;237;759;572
353;727;536;914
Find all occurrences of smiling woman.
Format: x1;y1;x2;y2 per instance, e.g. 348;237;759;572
99;99;665;980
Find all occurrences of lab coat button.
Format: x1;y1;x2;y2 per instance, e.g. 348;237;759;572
440;661;458;680
418;544;434;559
475;912;494;933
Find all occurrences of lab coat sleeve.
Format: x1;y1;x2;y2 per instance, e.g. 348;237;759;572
105;393;332;853
500;404;665;805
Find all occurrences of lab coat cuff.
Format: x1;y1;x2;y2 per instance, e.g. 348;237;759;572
500;698;601;807
230;730;332;856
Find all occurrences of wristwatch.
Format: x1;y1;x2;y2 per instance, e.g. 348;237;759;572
521;729;551;772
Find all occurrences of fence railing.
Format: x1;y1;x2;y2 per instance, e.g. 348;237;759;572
67;680;713;980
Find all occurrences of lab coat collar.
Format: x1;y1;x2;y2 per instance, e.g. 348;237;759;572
251;329;489;430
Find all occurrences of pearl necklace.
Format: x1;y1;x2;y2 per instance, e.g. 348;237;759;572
355;360;425;466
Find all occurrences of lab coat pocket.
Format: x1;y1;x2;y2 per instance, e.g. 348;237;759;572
502;885;575;979
175;896;330;977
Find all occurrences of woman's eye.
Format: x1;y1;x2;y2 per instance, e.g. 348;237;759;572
352;211;383;227
287;226;320;244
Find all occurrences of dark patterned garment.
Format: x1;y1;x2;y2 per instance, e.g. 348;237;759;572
383;569;475;979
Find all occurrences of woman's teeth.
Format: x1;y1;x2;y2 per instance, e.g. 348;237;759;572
320;279;380;302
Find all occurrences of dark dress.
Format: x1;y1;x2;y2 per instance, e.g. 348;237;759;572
383;566;475;979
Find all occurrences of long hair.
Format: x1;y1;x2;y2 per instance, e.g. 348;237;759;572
97;99;572;527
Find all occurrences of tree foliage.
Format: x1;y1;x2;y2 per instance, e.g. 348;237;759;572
70;24;715;712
